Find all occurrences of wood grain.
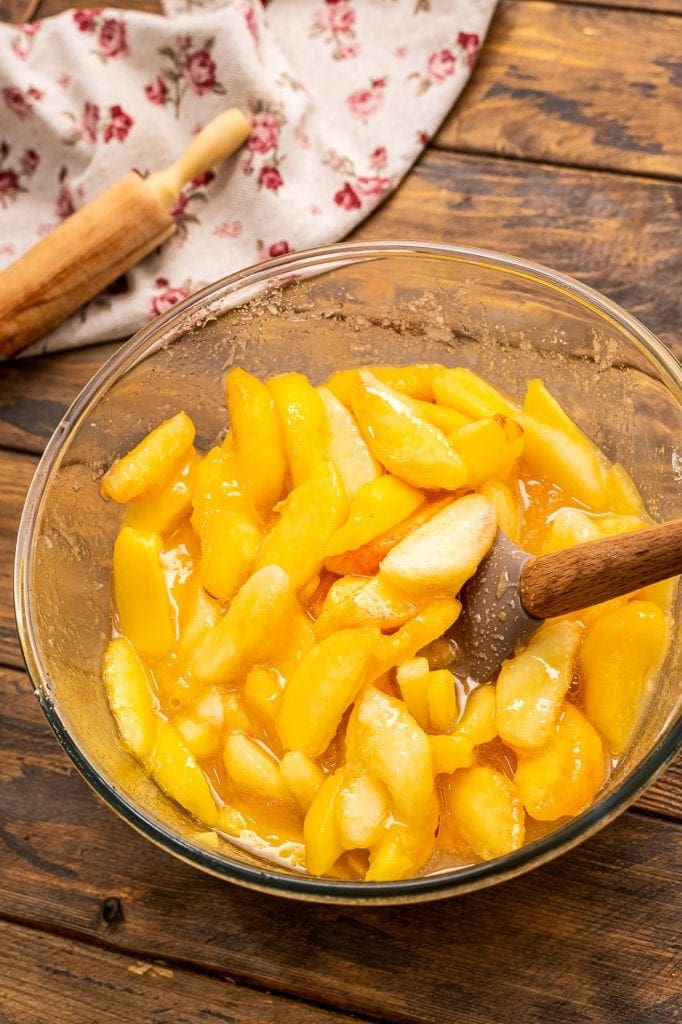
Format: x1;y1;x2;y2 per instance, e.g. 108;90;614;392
0;663;679;1024
438;1;682;179
1;150;680;456
0;919;368;1024
0;450;36;669
524;0;682;14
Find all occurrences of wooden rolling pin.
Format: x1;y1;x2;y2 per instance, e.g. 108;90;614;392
0;107;251;358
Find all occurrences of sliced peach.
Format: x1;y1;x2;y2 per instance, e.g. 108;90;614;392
314;575;419;638
514;703;605;820
496;620;584;750
541;507;603;554
318;386;381;497
444;766;525;861
103;637;157;758
606;462;646;516
579;600;668;754
191;565;295;685
124;448;199;536
325;364;441;406
101;410;195;504
325;495;451;577
379;493;497;599
450;415;524;488
148;720;218;826
225;367;286;516
396;657;431;732
190;446;262;602
224;732;290;802
277;626;380;758
346;687;434;820
335;770;390;850
369;597;461;681
324;474;425;561
280;751;325;813
350;370;468;490
432;367;518;419
113;526;176;659
303;771;345;876
429;684;497;775
255;461;348;592
269;372;329;487
427;668;458;733
243;666;283;727
480;479;521;542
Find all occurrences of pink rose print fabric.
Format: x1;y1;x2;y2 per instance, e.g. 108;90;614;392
0;0;497;355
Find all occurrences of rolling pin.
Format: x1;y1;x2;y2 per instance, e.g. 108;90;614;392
0;107;251;358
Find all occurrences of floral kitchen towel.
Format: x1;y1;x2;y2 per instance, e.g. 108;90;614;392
0;0;496;355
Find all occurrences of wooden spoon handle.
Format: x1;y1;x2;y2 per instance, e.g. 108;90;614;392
519;518;682;620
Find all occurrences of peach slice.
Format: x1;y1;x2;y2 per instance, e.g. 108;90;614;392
113;526;176;659
325;495;450;577
396;657;431;732
432;367;518;419
350;370;468;490
103;637;157;758
314;575;419;638
324;474;425;561
445;766;525;861
606;462;646;516
336;770;390;850
255;461;348;592
496;620;584;750
368;597;461;681
479;479;521;542
148;720;218;826
579;600;668;754
277;626;380;758
124;448;199;536
280;751;325;813
303;771;346;876
101;410;195;504
269;372;329;487
225;366;286;516
429;684;497;775
191;565;295;685
426;668;458;734
379;493;497;599
325;364;441;406
450;415;524;488
514;703;605;820
346;687;434;820
191;446;262;602
318;386;381;497
224;732;290;803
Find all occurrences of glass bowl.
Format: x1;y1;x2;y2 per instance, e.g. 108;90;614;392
15;242;682;904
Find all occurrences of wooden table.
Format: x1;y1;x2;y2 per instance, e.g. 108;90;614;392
1;0;680;1020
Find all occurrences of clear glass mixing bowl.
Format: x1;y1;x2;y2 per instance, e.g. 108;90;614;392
14;242;682;904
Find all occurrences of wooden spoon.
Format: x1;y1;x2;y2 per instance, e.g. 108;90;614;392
446;518;682;683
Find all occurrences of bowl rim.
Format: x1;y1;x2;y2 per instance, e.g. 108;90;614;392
14;240;682;904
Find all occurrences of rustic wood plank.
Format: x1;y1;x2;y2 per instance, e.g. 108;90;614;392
33;0;161;17
359;152;682;354
636;755;682;821
1;150;680;455
0;918;368;1024
0;450;36;669
437;1;682;179
523;0;682;15
0;343;119;453
0;663;680;1024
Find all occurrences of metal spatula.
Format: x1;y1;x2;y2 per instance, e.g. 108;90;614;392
447;518;682;684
